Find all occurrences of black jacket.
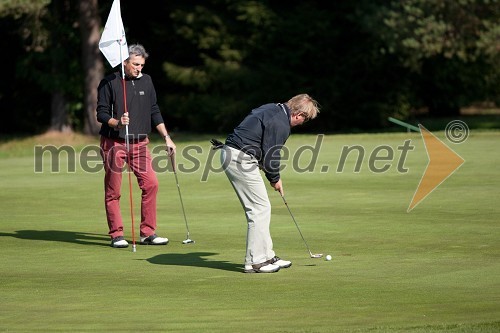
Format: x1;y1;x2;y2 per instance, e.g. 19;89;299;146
96;72;164;139
226;103;291;183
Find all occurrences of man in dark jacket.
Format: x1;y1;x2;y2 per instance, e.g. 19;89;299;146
96;44;175;248
220;94;319;273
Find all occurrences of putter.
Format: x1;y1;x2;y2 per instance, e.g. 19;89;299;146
169;153;195;244
280;194;322;258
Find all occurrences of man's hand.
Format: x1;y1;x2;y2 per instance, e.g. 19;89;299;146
113;112;129;129
165;136;176;156
270;179;284;197
119;112;129;127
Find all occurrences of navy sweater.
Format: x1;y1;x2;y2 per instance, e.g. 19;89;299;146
96;72;164;139
226;103;291;183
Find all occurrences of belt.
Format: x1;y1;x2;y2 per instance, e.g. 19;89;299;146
113;137;147;144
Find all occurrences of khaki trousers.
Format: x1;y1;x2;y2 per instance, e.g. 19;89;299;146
221;147;276;266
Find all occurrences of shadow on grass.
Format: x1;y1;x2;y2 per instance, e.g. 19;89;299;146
0;230;109;247
146;252;242;273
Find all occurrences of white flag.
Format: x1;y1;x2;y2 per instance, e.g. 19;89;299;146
99;0;128;68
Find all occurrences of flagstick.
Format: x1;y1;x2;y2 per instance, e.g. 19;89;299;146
121;47;137;253
100;0;135;251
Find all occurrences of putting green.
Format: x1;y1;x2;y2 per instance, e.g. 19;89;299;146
0;132;499;332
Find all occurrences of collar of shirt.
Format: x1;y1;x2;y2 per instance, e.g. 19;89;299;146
277;103;290;117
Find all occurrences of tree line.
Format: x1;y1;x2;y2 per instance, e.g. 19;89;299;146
1;0;498;135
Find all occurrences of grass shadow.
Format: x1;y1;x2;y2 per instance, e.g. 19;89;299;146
146;252;242;273
0;230;109;247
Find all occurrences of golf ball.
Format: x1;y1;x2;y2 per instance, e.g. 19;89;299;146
325;254;332;261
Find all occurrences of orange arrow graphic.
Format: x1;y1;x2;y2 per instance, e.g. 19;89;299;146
408;125;465;212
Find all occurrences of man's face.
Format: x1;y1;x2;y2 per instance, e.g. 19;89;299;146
123;54;145;78
290;113;308;127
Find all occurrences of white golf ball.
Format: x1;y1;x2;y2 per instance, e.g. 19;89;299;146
325;254;332;261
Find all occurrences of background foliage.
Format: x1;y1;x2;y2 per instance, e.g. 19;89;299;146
0;0;499;134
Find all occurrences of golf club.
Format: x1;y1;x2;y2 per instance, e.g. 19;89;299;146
280;194;322;258
169;153;195;244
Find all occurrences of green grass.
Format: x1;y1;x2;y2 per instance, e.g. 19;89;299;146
1;131;499;332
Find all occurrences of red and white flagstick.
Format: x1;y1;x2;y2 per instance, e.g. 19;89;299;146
99;0;135;252
120;40;136;253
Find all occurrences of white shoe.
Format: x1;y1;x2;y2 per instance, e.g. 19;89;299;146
111;236;129;248
244;262;280;273
271;256;292;268
140;234;169;245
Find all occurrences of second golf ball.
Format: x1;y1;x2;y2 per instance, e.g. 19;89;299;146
325;254;332;261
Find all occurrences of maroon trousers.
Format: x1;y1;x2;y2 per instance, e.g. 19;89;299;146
100;136;159;239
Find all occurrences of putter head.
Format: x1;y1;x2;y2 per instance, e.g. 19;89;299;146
182;239;195;244
310;253;323;258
